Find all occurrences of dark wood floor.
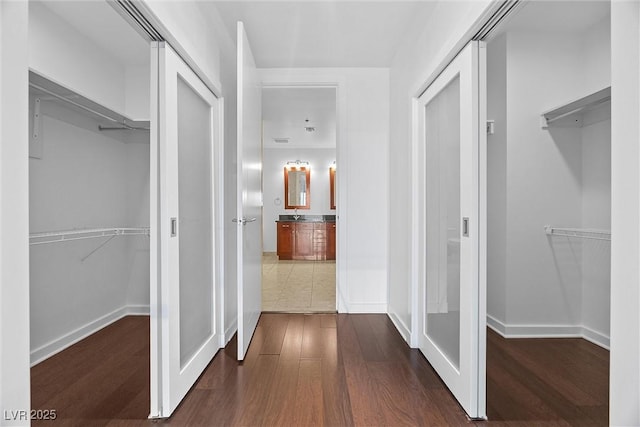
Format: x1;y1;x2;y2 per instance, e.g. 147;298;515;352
31;314;609;426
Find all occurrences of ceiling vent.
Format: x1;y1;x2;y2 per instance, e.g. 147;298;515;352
304;118;316;132
273;138;290;144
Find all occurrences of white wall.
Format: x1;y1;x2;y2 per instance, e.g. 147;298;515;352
262;148;336;252
611;2;640;424
0;1;31;424
484;21;611;346
388;0;493;342
486;34;508;326
29;2;149;121
581;116;611;341
29;101;150;365
503;30;586;328
260;68;389;313
125;141;152;307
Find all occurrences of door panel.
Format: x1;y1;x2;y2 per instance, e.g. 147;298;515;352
150;41;221;418
236;21;262;361
415;41;486;419
425;75;461;368
176;75;214;367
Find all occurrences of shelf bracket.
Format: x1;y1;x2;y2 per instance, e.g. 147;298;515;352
30;98;43;159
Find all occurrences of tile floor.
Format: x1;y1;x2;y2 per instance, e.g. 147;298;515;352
262;252;336;312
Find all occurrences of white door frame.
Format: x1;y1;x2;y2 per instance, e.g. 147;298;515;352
259;71;348;312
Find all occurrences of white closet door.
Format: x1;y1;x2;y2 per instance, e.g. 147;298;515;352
236;21;263;361
150;41;221;418
415;40;486;419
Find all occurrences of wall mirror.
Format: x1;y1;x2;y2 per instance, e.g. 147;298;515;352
284;165;310;209
330;165;336;210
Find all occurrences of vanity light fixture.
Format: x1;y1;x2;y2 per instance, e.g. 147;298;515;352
286;160;309;168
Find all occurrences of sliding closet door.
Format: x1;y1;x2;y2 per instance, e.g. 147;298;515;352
415;40;486;419
150;41;221;418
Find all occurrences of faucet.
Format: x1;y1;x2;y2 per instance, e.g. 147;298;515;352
293;209;300;220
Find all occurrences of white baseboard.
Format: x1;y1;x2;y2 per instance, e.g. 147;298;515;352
126;304;152;316
487;314;609;350
388;311;411;344
346;302;387;313
30;304;150;366
582;326;610;350
224;318;237;346
337;287;349;314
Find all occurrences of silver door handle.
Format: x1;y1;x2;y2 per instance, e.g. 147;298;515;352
170;217;177;237
232;217;257;225
462;217;469;237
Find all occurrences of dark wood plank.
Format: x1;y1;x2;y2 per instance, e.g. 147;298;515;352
319;313;337;328
336;314;383;426
258;313;290;355
320;350;355;426
350;314;389;362
300;314;326;359
293;359;324;426
260;315;305;426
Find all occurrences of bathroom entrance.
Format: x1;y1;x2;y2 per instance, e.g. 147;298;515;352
260;86;338;312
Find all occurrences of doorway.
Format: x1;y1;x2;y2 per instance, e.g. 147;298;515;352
261;86;338;313
28;0;152;421
484;0;611;423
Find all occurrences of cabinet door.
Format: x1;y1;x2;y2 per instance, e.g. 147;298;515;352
294;223;315;260
277;222;294;259
313;223;328;261
327;222;336;260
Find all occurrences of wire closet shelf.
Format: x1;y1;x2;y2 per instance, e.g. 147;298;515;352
29;227;150;246
544;226;610;242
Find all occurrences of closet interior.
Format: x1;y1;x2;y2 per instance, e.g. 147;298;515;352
485;0;611;417
28;0;151;416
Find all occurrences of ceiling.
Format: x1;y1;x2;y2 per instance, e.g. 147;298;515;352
211;1;436;68
263;87;336;149
498;0;610;35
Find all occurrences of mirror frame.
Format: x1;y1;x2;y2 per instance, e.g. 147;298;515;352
329;166;336;210
284;166;311;209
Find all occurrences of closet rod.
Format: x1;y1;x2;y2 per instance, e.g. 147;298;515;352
544;226;611;241
29;227;150;246
98;124;150;131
